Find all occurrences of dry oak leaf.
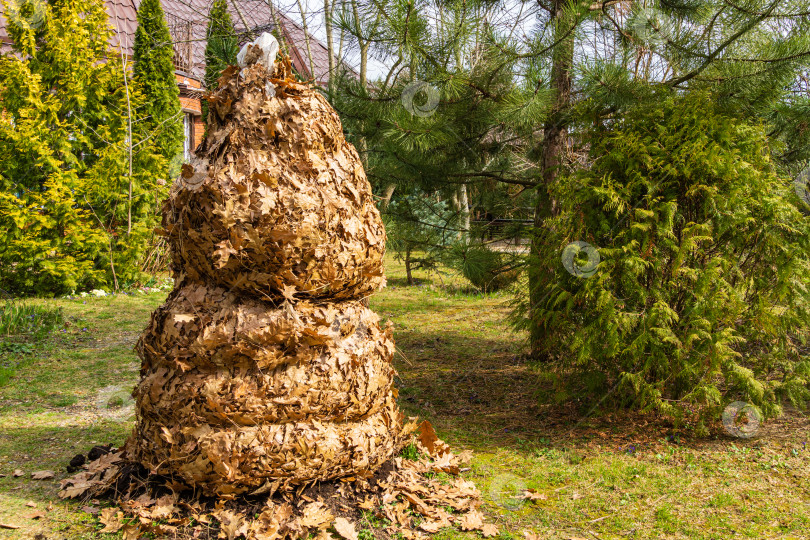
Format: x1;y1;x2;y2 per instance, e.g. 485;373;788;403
25;501;36;508
357;496;376;511
122;524;140;540
12;469;24;478
99;508;124;533
418;511;452;534
458;510;485;531
0;523;20;530
299;502;334;529
430;452;459;474
216;509;248;540
31;470;55;480
24;511;46;520
59;478;94;499
481;524;499;537
332;517;358;540
522;489;548;501
417;420;449;456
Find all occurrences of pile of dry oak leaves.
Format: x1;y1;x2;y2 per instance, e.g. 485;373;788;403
59;35;498;539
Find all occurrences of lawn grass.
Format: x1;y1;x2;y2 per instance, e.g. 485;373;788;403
0;258;808;540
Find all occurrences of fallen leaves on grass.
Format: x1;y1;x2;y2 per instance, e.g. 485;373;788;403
522;489;548;501
12;469;23;477
0;523;19;530
459;509;485;531
59;423;495;539
31;470;54;480
99;508;124;533
332;517;358;540
23;511;46;520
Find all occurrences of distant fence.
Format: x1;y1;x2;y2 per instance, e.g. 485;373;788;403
471;218;533;250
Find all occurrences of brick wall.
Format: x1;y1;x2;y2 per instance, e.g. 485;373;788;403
180;95;201;115
175;72;204;155
194;115;205;150
175;73;202;89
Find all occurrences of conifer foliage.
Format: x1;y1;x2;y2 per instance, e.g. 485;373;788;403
0;0;166;295
534;94;810;430
133;0;183;166
204;0;238;113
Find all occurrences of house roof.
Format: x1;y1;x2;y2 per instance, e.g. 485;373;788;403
1;0;351;87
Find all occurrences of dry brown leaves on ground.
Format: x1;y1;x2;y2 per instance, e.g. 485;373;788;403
59;422;497;539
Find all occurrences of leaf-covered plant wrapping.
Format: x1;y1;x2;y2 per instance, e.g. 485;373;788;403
130;58;405;497
163;60;386;300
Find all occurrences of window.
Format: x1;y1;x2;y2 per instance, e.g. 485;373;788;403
183;113;193;161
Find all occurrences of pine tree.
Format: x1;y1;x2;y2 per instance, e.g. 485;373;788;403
204;0;238;119
523;0;810;357
133;0;184;166
0;0;166;295
334;0;810;427
337;0;810;356
333;0;546;297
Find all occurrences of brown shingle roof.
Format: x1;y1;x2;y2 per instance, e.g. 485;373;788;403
159;0;352;85
1;0;352;86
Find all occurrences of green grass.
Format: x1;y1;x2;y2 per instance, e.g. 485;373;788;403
0;301;67;386
0;260;808;539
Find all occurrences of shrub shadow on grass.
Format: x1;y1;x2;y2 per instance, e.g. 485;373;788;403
391;326;810;454
392;327;545;451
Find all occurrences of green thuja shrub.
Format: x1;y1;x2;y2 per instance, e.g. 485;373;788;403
133;0;184;166
0;0;166;295
532;94;810;431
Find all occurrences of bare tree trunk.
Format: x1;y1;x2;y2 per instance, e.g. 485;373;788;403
108;4;132;294
295;0;316;79
337;26;345;67
359;42;369;87
264;1;290;57
529;0;573;359
405;247;414;286
324;0;336;97
350;0;368;87
111;10;134;237
380;183;396;210
458;184;470;238
231;0;254;41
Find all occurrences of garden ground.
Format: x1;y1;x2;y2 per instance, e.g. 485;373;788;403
0;258;808;540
